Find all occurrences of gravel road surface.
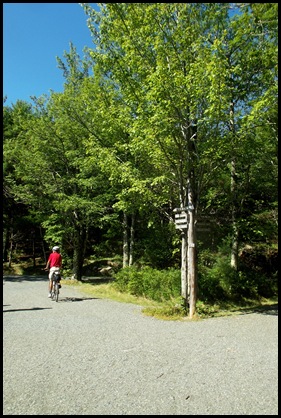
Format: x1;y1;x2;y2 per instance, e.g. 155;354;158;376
3;275;278;415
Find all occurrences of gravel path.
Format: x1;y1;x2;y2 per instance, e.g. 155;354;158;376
3;275;278;415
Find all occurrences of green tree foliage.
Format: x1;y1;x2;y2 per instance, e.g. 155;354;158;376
3;3;277;307
3;48;115;279
81;2;277;311
3;100;40;263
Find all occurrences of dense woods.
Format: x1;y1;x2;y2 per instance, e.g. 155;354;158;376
3;3;278;316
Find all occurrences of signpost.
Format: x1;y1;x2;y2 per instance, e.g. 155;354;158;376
173;207;188;307
173;204;196;318
173;206;192;230
174;212;188;230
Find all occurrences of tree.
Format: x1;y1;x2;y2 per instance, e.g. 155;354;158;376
82;2;278;315
81;3;226;316
3;100;40;264
201;2;278;267
3;3;277;307
3;47;112;280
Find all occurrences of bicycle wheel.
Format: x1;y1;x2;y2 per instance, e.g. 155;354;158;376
51;281;56;300
55;282;59;302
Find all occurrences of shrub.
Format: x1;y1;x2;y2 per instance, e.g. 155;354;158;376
113;266;181;302
198;249;278;302
114;241;278;306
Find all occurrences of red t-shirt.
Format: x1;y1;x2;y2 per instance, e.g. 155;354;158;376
48;252;62;268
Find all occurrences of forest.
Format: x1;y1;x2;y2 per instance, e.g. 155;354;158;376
3;3;278;317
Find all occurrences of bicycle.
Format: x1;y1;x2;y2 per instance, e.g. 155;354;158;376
51;270;61;302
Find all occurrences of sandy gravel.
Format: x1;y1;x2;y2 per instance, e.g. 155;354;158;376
3;275;278;415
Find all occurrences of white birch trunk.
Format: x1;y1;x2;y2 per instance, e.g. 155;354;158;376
231;159;239;269
123;212;129;268
230;102;238;270
181;230;188;301
187;177;197;318
188;207;197;318
129;213;135;266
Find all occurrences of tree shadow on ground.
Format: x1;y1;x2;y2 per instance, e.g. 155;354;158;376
59;296;100;303
228;303;278;316
3;275;115;284
81;277;115;285
3;306;52;313
3;275;47;282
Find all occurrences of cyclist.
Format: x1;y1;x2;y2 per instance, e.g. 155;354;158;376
44;246;62;298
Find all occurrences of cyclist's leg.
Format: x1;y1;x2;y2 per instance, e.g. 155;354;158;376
55;282;59;302
48;268;55;296
53;267;61;288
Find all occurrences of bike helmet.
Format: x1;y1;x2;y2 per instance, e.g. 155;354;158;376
52;246;60;251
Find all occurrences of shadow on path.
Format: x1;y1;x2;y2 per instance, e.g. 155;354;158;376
229;303;278;317
3;276;277;317
3;306;52;313
58;296;99;303
3;275;47;282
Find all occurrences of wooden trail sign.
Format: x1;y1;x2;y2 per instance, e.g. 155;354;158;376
175;212;188;229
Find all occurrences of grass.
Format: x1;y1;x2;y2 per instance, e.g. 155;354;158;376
61;278;278;321
3;260;46;276
4;261;278;321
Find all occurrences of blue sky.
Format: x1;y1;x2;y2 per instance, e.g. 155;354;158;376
3;3;98;107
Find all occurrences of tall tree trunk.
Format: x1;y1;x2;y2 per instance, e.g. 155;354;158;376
231;159;239;270
181;230;188;302
123;212;129;268
187;178;197;318
32;231;36;267
3;226;11;262
230;102;238;270
39;226;47;264
179;117;198;317
129;213;135;266
72;224;86;281
8;229;14;268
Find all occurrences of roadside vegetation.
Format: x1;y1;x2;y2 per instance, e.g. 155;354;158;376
3;4;278;319
4;250;277;321
66;278;277;321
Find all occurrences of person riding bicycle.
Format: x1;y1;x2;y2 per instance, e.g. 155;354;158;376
44;246;62;298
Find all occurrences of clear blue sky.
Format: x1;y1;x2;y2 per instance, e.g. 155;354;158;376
3;3;98;107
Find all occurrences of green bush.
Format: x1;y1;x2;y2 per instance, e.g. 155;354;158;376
238;265;278;298
198;252;260;301
114;241;278;306
113;266;181;302
197;249;228;301
198;250;278;302
197;267;227;302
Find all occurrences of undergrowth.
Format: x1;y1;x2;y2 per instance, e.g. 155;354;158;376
4;261;278;321
62;278;277;321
